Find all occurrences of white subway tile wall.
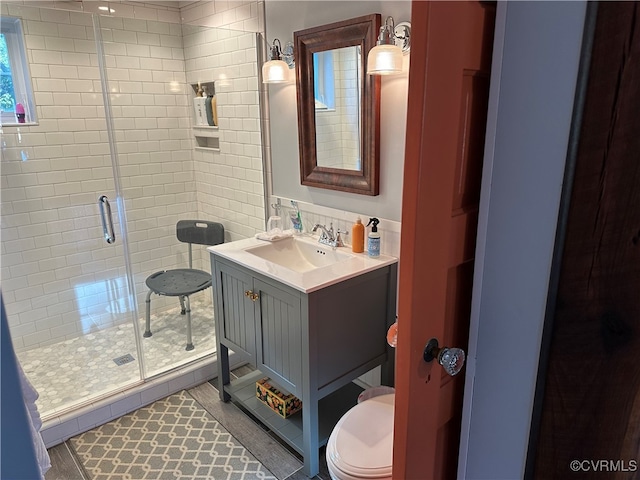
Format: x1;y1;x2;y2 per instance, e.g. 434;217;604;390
1;0;265;352
273;197;402;258
183;25;265;241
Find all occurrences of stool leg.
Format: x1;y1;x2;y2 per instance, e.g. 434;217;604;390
179;296;186;315
144;290;153;337
183;295;194;351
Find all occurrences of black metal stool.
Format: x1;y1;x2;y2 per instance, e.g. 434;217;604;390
144;220;224;350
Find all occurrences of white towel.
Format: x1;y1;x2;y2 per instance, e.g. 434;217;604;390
17;358;51;478
254;229;294;242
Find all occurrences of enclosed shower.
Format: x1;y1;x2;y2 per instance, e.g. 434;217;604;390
0;2;265;422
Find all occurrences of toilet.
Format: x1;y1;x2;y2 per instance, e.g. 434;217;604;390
326;393;394;480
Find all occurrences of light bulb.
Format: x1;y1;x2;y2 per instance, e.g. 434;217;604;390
262;60;289;84
366;44;403;75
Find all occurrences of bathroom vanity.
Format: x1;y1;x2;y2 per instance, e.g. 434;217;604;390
209;235;397;476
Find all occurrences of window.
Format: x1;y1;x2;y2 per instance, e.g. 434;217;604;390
1;17;36;125
313;50;335;110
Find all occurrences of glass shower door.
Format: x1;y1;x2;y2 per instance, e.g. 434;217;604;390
1;6;143;418
2;2;265;417
97;19;264;378
96;16;213;379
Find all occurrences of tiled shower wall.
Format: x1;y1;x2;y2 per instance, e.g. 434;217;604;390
181;1;267;238
183;26;265;241
1;1;266;351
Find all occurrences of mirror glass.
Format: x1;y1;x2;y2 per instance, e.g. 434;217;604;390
295;14;380;195
314;46;362;171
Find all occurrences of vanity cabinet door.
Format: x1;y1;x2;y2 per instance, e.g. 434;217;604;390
254;278;303;398
216;261;257;362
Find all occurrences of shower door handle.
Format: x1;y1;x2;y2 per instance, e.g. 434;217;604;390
98;195;116;244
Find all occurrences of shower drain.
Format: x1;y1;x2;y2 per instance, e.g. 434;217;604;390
113;354;135;366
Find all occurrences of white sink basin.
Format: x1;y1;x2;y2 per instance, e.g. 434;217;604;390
208;234;397;293
244;237;352;273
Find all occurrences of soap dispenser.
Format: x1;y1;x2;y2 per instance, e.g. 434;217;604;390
351;217;364;253
366;218;380;257
211;87;218;126
193;83;206;126
203;85;215;127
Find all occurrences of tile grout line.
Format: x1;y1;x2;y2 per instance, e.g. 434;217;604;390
282;466;305;480
63;439;91;480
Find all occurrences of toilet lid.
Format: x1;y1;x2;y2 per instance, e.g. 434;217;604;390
328;394;394;478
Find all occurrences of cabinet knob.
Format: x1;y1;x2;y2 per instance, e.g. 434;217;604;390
244;290;259;301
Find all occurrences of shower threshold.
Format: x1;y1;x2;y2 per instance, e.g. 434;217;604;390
40;351;247;448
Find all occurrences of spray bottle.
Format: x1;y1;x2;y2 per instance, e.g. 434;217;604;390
367;217;380;257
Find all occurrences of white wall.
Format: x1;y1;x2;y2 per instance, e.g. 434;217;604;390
459;2;587;478
265;1;410;222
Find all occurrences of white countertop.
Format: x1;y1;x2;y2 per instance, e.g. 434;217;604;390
208;234;398;293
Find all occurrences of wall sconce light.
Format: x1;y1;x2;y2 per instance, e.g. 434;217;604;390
262;39;295;84
366;16;411;75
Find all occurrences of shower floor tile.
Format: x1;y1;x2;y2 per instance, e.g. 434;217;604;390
17;297;216;419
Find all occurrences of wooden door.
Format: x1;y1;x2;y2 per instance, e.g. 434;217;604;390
532;3;640;477
394;2;495;479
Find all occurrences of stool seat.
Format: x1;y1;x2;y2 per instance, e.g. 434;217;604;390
146;269;211;297
144;220;224;351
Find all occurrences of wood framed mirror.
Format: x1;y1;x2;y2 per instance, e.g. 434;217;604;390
295;14;381;196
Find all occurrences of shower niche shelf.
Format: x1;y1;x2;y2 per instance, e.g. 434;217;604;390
193;125;220;152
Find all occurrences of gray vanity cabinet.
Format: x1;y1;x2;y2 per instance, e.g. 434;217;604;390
253;277;303;396
214;258;304;397
215;261;256;363
210;252;398;477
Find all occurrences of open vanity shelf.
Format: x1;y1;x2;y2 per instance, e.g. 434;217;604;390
224;369;363;455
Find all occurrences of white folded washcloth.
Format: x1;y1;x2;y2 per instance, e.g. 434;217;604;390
255;228;294;242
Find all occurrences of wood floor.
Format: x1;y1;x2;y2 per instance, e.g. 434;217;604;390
45;365;332;480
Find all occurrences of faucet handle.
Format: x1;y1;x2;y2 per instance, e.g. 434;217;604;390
313;223;330;240
335;229;348;247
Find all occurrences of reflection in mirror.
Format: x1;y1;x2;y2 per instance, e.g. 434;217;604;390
314;46;362;171
313;51;335;110
295;14;380;196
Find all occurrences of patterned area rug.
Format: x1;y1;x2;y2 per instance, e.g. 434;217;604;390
70;391;276;480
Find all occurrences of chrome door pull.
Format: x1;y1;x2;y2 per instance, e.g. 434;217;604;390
98;195;116;244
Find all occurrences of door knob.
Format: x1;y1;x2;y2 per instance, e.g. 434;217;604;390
423;338;466;376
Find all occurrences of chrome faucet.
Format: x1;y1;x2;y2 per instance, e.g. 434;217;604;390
312;223;346;247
